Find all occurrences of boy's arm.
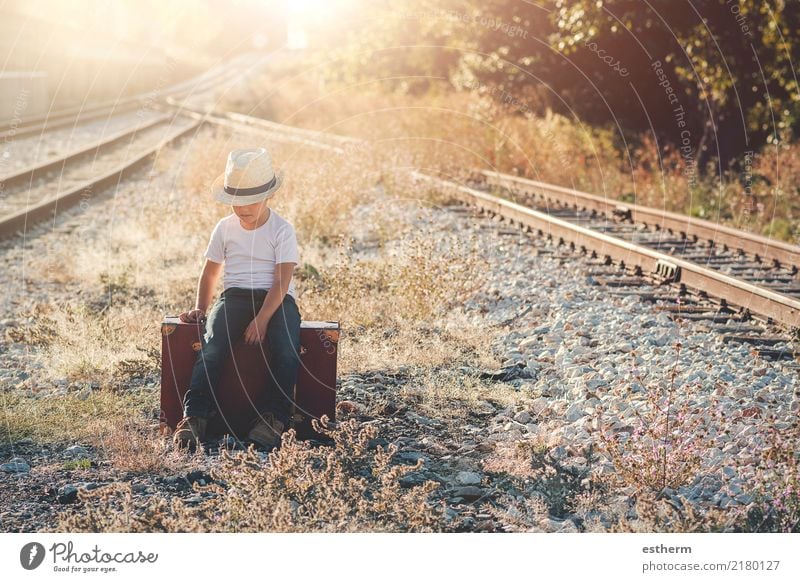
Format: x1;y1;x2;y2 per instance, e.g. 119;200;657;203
195;259;223;314
243;262;295;345
255;262;296;323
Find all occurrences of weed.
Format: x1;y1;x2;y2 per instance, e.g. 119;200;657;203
55;418;447;532
62;459;92;471
737;422;800;532
4;304;58;346
484;438;601;521
596;335;716;494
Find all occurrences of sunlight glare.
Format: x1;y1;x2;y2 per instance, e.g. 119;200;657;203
282;0;360;49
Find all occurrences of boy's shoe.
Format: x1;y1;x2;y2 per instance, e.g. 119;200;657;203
247;412;285;448
173;416;207;450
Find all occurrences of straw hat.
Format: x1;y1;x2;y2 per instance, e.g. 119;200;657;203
211;147;283;205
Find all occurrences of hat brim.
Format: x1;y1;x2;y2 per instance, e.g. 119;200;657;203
211;169;284;206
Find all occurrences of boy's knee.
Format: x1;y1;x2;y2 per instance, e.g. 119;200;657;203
270;344;301;367
198;337;228;362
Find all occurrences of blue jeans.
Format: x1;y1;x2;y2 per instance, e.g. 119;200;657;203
182;287;302;426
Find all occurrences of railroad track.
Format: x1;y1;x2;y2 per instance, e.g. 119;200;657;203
3;71;798;358
413;172;799;360
183;111;799;360
470;173;800;329
481;172;800;274
0;52;265;142
0;114;201;238
174;106;359;153
0;53;269;240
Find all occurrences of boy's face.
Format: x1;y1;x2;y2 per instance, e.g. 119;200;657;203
232;199;268;227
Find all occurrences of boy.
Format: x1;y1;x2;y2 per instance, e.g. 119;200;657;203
174;147;302;451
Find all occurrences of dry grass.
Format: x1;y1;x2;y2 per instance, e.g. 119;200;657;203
398;368;518;421
93;418;201;475
337;321;495;377
54;418;447;533
301;233;482;327
10;301;161;387
0;389;152;446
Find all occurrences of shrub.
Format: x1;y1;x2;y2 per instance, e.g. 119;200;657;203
596;341;715;494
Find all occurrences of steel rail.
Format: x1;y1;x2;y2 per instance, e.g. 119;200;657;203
415;172;800;329
483;171;800;271
180;108;349;153
0;113;171;190
0;52;258;141
0;119;202;239
0;99;146;142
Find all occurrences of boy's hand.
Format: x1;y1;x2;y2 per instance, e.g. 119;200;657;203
179;309;205;323
243;314;269;345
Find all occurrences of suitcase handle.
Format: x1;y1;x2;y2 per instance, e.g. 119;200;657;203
165;314;206;324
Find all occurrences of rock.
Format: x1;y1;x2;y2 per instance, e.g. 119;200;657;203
479;362;532;381
536;518;556;532
63;445;90;459
451;486;485;502
395;451;427;464
585;377;607;390
513;411;532;424
473;400;496;416
558;520;579;533
57;485;79;504
399;471;427;488
454;471;483;486
185;470;213;485
565;403;586;422
405;411;440;426
1;458;30;473
336;400;366;415
530;397;550;415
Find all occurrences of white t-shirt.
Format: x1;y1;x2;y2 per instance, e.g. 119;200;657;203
204;210;300;298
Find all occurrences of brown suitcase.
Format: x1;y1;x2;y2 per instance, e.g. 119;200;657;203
160;315;339;441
